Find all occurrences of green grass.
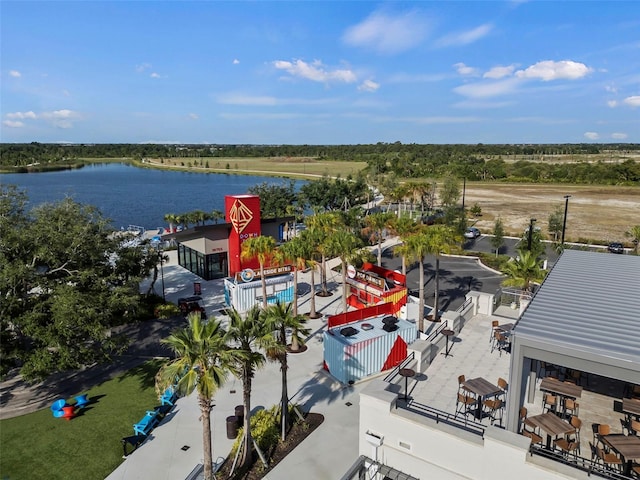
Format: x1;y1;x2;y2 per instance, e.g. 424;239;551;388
0;360;165;480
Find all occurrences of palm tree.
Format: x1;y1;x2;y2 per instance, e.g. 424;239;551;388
210;209;224;224
403;229;430;334
326;230;364;313
262;301;310;440
502;249;546;293
163;213;178;233
423;224;459;322
299;229;321;318
389;216;419;276
241;235;276;308
157;313;232;480
277;236;309;316
307;212;341;297
225;306;278;471
364;211;395;267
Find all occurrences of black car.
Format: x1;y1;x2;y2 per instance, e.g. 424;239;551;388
178;296;207;319
608;242;624;254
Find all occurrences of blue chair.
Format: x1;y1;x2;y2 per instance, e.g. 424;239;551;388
160;387;177;406
133;410;159;436
74;393;90;409
50;399;66;418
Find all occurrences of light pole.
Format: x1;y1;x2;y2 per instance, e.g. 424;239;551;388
152;240;166;301
561;195;571;245
527;218;537;252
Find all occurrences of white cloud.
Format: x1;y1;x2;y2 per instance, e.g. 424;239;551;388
218;94;278;106
515;60;591;81
584;132;599;140
233;59;240;65
604;84;617;93
483;65;516;79
136;63;152;72
3;120;25;128
453;62;479;76
273;59;357;84
342;10;429;54
607;100;618;108
623;95;640;107
611;133;628;139
386;72;449;83
358;79;380;92
6;111;37;119
9;70;21;78
189;113;199;120
150;72;162;78
40;109;78;119
453;77;521;98
436;23;493;47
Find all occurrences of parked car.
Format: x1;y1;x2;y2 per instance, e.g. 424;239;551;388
464;227;481;239
608;242;624;254
177;296;207;319
421;210;445;225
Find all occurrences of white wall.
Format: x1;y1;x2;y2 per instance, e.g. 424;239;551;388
359;381;582;480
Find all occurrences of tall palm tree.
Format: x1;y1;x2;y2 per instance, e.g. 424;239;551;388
276;236;308;316
241;235;276;308
261;301;310;440
326;230;364;313
307;212;341;296
364;211;395;267
423;224;459;322
299;229;321;318
404;229;431;334
157;313;233;480
225;306;278;471
389;216;419;276
163;213;178;233
625;225;640;255
210;209;224;224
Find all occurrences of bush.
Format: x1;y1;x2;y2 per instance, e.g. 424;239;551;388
154;303;181;319
231;406;280;457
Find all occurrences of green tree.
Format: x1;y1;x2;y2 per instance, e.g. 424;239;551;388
491;217;505;257
423;225;459;322
548;206;563;242
157;313;233;480
307;212;342;297
389;216;419;276
363;211;395;266
403;228;431;333
298;229;321;318
0;190;151;380
439;175;461;208
276;235;310;316
241;235;277;308
225;306;278;471
262;301;310;440
325;230;364;313
502;250;546;293
625;225;640;255
163;212;178;232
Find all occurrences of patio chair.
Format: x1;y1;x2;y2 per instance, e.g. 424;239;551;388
596;424;611;451
521;428;543;456
564;398;579;418
554;437;580;462
160;387;177;406
631;419;640;436
62;405;76;421
542;393;557;414
568;416;582;453
489;320;499;343
455;392;476;424
594;445;623;473
50;399;66;418
74;393;90;409
491;331;508;355
497;377;508;395
518;407;528;433
483;398;504;426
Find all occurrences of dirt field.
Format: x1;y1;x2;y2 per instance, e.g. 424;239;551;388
462;183;639;245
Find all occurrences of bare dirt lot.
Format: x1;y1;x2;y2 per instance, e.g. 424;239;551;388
463;183;639;244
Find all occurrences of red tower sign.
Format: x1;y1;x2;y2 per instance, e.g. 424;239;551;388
225;195;262;275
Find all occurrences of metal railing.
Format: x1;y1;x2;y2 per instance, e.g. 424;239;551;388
529;445;631;479
398;400;486;437
383;351;415;384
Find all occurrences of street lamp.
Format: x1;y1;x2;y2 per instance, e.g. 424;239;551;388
561;195;571;245
527;218;537;251
152;240;166;301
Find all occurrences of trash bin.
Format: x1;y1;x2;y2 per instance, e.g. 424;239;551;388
234;405;244;426
226;416;238;439
193;282;202;295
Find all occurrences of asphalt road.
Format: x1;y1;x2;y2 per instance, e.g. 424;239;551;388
379;234;563;312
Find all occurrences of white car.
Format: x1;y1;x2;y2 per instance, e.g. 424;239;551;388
464;227;481;239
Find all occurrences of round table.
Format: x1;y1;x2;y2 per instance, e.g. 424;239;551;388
441;329;455;357
399;368;416;401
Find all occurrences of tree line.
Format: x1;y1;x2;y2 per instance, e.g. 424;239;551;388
2;142;639;185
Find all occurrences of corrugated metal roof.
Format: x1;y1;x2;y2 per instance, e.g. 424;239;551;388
327;315;416;346
515;249;640;364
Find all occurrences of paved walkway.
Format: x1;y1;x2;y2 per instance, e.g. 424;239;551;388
1;238;400;479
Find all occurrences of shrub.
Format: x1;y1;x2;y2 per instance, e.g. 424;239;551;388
154;303;181;319
230;406;280;457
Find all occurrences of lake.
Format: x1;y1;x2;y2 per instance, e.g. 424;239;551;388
0;163;304;230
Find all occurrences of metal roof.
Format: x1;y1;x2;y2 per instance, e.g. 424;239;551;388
515;249;640;365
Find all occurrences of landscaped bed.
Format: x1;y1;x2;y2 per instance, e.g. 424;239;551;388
0;360;163;480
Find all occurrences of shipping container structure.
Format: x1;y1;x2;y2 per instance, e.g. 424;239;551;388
224;271;294;314
323;307;417;384
346;262;407;310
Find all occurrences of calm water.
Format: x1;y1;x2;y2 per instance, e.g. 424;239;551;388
0;163;303;230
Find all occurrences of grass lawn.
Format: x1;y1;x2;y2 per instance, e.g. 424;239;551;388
0;360;165;480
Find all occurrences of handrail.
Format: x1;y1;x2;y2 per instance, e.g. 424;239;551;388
398;400;486;437
383;351;415;384
425;319;448;343
456;298;472;313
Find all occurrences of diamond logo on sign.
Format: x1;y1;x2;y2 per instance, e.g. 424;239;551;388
229;199;254;234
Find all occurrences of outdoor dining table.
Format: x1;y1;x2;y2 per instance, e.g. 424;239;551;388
526;412;575;449
602;434;640;476
540;377;583;417
497;323;514;332
623;398;640;420
462;377;502;420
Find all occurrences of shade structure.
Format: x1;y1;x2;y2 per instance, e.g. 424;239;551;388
323;314;417;384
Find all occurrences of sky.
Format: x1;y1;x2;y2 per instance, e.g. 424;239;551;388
1;1;639;145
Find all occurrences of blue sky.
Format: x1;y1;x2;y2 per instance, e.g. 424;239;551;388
2;1;639;145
